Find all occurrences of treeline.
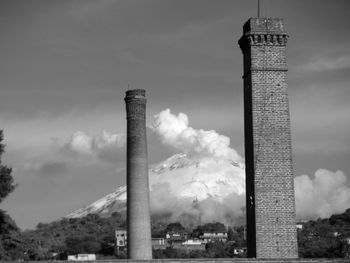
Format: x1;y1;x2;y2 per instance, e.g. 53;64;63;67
153;222;246;259
28;219;246;259
22;212;126;260
2;211;127;260
298;208;350;258
1;214;246;260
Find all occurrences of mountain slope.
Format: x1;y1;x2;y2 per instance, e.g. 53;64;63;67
66;153;245;222
66;186;126;218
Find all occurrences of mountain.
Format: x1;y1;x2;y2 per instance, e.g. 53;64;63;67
66;186;126;218
66;153;245;222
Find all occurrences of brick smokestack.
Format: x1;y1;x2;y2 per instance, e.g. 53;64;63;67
124;89;152;259
239;18;298;258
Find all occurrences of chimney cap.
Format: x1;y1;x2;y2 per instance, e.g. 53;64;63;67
243;18;286;35
125;89;146;100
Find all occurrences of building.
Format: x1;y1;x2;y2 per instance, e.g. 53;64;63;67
115;229;127;248
199;231;228;243
152;238;167;250
172;239;206;251
67;254;96;261
166;231;188;245
296;224;303;231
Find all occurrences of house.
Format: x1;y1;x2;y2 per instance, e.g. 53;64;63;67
152;238;167;250
115;229;127;247
296;224;303;231
171;239;206;251
166;231;188;245
182;239;202;245
199;231;228;243
67;254;96;261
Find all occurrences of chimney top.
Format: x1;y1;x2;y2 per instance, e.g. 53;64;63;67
125;89;146;100
243;18;285;35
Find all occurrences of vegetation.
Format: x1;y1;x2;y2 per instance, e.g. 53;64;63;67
22;212;126;259
298;208;350;258
0;131;16;204
0;130;25;260
192;222;226;237
152;222;246;259
1;205;350;259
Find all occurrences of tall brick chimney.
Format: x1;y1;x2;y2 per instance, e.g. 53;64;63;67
124;89;152;259
239;18;298;258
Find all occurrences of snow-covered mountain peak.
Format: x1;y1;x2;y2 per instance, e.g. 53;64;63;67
151;153;197;174
66;153;245;220
66;186;126;218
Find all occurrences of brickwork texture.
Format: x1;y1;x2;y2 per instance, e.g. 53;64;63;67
125;89;152;259
239;18;298;258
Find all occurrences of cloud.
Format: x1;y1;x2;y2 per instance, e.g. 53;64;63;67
151;109;243;163
295;169;350;220
150;182;245;228
66;130;125;162
68;131;94;155
150;164;350;226
148;152;246;227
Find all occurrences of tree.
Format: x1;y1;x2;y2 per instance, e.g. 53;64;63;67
65;235;101;254
206;241;227;258
297;217;343;258
165;222;186;233
192;222;226;238
0;130;24;260
0;130;16;204
24;213;127;258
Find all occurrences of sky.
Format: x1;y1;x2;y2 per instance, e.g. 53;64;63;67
1;0;350;230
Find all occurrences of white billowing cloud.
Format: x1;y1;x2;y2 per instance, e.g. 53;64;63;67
295;169;350;220
149;154;246;227
67;130;125;157
68;131;94;155
149;162;350;226
152;109;242;162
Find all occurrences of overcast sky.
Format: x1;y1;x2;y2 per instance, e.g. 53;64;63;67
1;0;350;229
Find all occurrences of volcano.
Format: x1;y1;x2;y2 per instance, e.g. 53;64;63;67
66;153;245;223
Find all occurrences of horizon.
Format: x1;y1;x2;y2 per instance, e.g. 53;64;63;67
1;0;350;230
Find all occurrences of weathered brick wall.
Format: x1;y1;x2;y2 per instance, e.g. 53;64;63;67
239;18;298;258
